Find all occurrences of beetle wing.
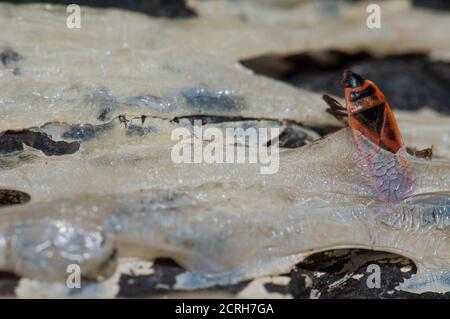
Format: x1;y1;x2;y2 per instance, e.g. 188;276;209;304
352;130;414;203
379;102;403;154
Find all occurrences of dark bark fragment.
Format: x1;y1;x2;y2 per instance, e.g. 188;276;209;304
0;130;80;156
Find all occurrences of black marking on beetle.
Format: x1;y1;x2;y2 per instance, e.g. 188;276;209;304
350;85;376;101
354;102;385;134
181;88;246;112
0;130;79;156
0;49;23;75
385;126;395;140
0;189;31;207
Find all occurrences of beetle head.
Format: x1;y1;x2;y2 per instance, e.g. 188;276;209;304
342;69;364;88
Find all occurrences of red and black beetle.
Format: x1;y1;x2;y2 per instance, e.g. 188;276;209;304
323;70;432;203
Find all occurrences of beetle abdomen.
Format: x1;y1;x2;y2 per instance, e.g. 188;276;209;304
353;130;414;203
343;70;404;154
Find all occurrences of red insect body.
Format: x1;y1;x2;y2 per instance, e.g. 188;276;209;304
324;70;414;203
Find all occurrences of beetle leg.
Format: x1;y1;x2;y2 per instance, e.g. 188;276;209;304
323;94;349;124
406;146;433;160
326;107;348;118
323;94;347;111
